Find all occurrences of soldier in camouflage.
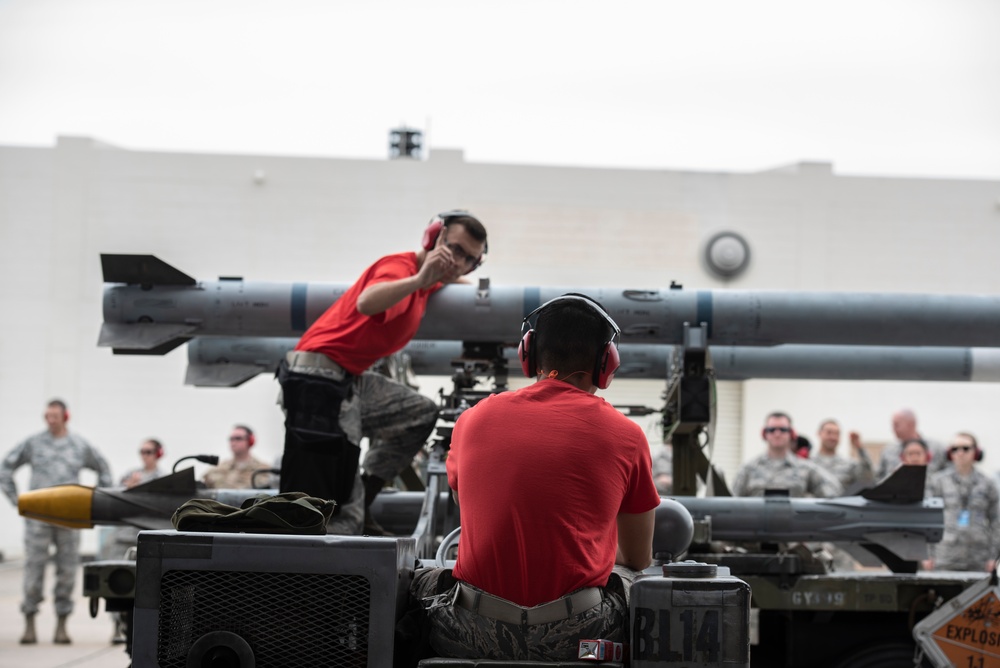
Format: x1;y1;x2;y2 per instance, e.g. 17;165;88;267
731;412;843;498
870;409;948;480
925;433;999;572
0;399;112;645
201;425;274;490
811;419;875;494
809;420;876;571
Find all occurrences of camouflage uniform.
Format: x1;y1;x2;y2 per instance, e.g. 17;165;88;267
202;455;274;490
282;350;437;535
926;469;999;571
0;430;112;616
731;453;843;498
651;444;673;495
813;451;875;494
410;565;637;661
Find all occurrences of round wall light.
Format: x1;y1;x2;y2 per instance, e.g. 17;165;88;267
704;231;751;279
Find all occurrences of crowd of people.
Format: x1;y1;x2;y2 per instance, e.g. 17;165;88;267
729;408;999;575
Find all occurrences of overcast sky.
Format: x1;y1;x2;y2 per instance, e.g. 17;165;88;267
1;0;998;179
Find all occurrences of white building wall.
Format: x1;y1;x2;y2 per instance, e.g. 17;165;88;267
0;136;998;557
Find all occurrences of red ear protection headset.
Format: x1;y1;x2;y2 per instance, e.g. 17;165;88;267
946;437;983;462
234;426;255;447
147;440;164;459
518;293;621;390
421;210;487;273
47;402;69;422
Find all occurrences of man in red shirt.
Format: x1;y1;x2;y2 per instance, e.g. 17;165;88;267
412;294;659;661
278;211;488;534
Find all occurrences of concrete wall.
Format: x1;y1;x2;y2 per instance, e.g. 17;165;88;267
1;135;999;557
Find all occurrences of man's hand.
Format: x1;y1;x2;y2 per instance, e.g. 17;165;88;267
357;245;464;316
414;245;462;289
849;431;864;451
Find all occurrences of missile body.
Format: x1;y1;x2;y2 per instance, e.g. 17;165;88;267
101;254;1000;353
185;336;1000;387
675;495;942;561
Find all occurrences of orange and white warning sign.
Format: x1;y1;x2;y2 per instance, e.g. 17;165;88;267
928;589;1000;668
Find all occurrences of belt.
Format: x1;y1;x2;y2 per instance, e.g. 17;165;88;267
455;582;604;626
285;350;349;375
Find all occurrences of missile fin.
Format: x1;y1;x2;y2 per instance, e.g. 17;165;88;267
125;468;198;493
101;254;196;286
98;322;196;352
861;530;931;561
184;362;264;387
860;465;926;504
838;542;887;568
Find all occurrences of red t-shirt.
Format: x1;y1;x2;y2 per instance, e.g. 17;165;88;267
448;380;660;607
295;252;440;375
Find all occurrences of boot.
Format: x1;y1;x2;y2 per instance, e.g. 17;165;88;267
362;474;393;536
54;615;71;644
20;614;36;645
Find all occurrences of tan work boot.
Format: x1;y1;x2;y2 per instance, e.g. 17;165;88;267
54;615;71;644
20;613;37;644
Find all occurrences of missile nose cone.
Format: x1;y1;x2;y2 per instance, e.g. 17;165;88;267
18;484;95;529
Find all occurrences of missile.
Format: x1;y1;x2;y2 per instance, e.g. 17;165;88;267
185;336;1000;386
19;464;937;571
674;466;942;565
101;254;1000;354
16;468;273;530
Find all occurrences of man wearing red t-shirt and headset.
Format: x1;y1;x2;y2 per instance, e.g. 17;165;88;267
278;211;488;535
411;294;659;661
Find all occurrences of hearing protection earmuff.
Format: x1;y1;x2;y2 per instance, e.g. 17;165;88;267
518;293;621;390
148;440;164;459
234;426;255;447
946;438;984;462
421;210;487;273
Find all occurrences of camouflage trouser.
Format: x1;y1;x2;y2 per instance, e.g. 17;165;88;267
282;353;438;534
411;566;636;661
22;519;79;616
